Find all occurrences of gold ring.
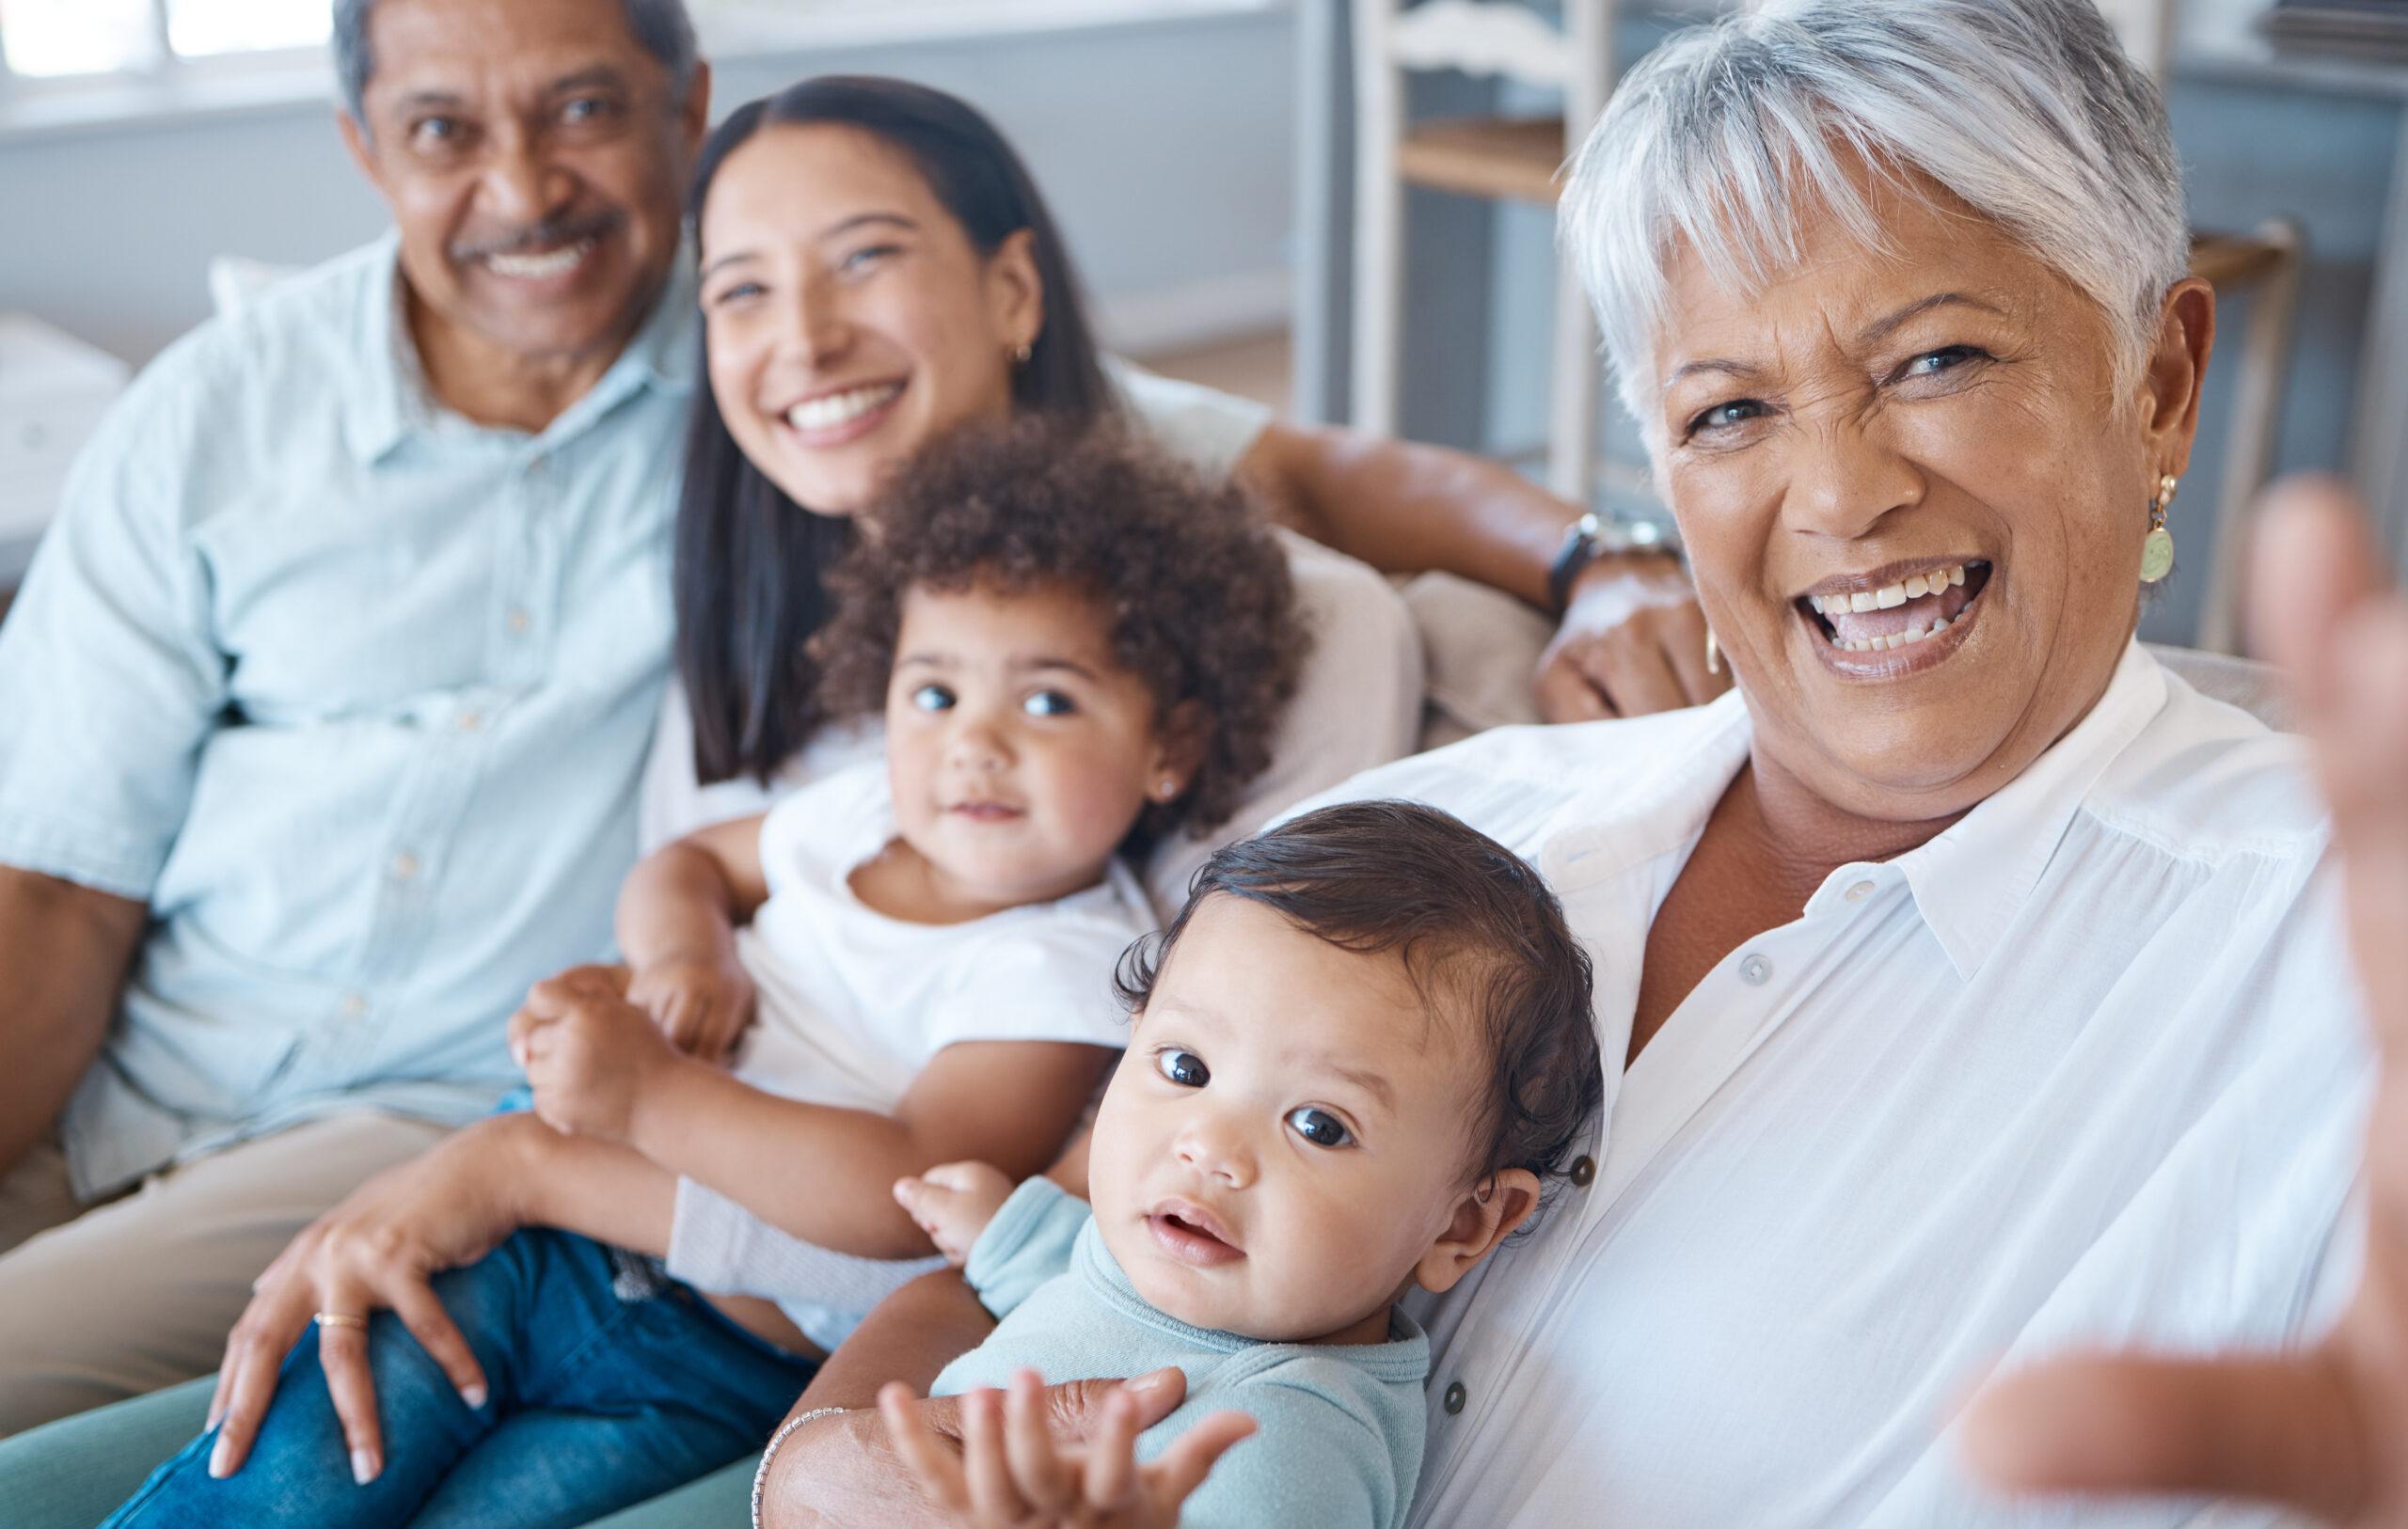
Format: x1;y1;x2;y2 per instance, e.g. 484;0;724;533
314;1311;368;1331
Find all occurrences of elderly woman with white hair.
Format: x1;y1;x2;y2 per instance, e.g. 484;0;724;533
748;0;2408;1524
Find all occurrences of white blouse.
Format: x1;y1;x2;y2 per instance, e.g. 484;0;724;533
1313;641;2367;1527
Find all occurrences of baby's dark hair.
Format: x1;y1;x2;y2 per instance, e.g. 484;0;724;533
1115;800;1603;1194
815;418;1309;858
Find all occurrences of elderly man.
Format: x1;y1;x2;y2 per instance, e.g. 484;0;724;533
0;0;710;1432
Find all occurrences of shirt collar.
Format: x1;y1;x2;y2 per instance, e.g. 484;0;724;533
341;232;414;463
342;230;696;464
1534;638;2170;985
1889;638;2169;981
1534;693;1754;894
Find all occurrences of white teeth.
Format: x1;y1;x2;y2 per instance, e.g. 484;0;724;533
785;383;903;433
485;239;594;279
1810;564;1972;619
1833;613;1956;654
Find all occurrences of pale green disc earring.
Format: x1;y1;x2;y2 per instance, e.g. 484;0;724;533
2139;474;2178;584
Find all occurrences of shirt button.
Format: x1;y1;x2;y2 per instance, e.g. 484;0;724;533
1568;1155;1596;1188
389;851;420;882
528;452;549;474
1845;880;1876;903
1442;1380;1466;1415
456;710;483;733
341;993;369;1019
1739;953;1772;985
505;608;531;635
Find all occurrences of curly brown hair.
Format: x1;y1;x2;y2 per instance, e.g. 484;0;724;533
814;417;1309;858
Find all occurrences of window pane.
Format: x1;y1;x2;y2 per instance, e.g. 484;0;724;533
165;0;327;57
0;0;160;77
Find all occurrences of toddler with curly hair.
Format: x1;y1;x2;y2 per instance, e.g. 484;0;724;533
103;418;1308;1529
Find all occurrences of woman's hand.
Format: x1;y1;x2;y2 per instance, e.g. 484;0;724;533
1962;476;2408;1522
879;1370;1255;1529
1536;555;1729;721
895;1161;1018;1265
203;1114;541;1484
510;963;684;1143
626;952;755;1063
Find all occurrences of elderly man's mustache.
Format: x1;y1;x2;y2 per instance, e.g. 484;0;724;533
449;210;625;264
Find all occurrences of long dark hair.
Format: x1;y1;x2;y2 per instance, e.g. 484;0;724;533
674;76;1115;785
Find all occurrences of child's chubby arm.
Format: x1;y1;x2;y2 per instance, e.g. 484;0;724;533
879;1369;1257;1529
894;1161;1019;1265
614;812;770;1063
509;974;1117;1260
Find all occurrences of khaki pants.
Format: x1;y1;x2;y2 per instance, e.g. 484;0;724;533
0;1111;452;1436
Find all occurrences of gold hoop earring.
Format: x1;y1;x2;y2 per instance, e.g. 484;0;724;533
2140;474;2178;585
1704;628;1723;676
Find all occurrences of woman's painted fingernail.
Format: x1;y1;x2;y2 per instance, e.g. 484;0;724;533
208;1434;233;1478
352;1448;378;1486
461;1383;488;1410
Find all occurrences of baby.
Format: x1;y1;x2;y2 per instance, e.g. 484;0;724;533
883;799;1606;1529
103;420;1307;1529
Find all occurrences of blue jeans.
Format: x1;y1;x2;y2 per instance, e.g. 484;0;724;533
101;1227;816;1529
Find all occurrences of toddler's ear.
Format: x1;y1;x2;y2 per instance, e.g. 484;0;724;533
1413;1169;1541;1295
1149;700;1212;801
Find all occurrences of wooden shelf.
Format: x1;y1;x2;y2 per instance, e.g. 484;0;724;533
2189;231;2290;290
1388;128;2291;293
1396;116;1566;205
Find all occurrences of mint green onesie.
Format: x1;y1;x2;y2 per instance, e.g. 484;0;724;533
932;1179;1432;1529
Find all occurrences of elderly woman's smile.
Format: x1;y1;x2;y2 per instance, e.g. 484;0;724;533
1800;563;1984;659
1798;557;1986;659
1641;163;2210;814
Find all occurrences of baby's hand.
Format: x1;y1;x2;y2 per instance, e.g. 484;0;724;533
626;954;755;1064
508;964;678;1143
894;1161;1017;1265
880;1370;1254;1528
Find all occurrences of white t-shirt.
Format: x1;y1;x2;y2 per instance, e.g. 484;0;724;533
1296;641;2365;1528
664;760;1154;1348
638;361;1426;916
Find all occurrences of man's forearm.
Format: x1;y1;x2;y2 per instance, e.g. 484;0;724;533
762;1269;998;1529
1244;422;1573;607
802;1267;995;1409
0;868;145;1177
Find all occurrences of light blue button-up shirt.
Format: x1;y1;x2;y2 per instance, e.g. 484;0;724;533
0;235;694;1198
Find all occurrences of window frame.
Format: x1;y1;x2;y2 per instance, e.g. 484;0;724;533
0;0;331;102
0;0;1286;134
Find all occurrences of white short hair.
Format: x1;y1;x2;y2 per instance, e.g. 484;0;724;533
1562;0;2190;433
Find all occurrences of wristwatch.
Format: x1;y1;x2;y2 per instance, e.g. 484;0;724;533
1546;512;1685;613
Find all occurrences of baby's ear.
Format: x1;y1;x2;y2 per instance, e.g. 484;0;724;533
1413;1169;1541;1295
